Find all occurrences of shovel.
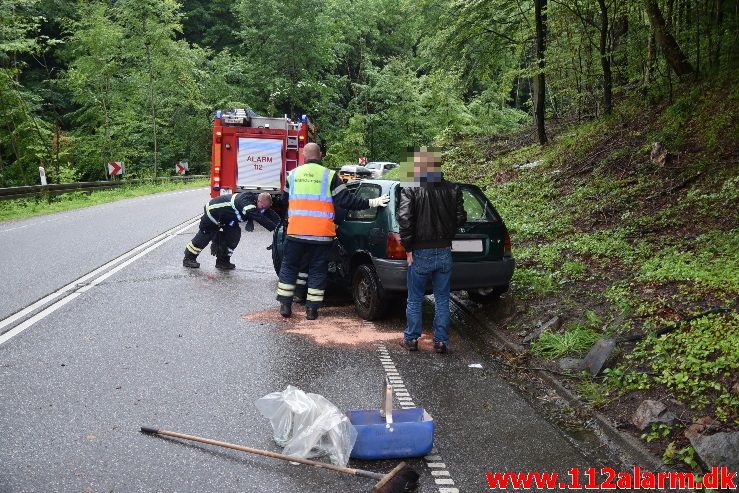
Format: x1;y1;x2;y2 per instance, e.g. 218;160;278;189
584;306;729;376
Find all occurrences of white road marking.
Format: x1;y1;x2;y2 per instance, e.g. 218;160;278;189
0;217;199;346
0;216;200;334
375;344;461;493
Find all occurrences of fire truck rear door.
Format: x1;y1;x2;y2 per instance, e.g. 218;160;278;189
236;137;283;190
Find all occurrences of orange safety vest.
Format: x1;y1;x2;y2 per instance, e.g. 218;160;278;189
286;162;337;238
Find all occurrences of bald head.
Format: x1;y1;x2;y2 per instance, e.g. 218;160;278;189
303;142;321;161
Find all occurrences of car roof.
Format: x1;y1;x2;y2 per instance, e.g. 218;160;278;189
351;179;398;186
355;178;483;191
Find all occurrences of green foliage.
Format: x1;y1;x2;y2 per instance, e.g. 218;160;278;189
576;379;610;407
683;173;739;220
2;0;738;184
641;423;672;443
663;442;700;469
638;230;739;295
603;283;636;315
531;323;601;358
490;173;572;240
603;367;651;392
620;313;739;421
512;267;556;296
567;230;650;262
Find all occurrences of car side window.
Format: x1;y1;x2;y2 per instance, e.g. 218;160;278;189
346;184;382;221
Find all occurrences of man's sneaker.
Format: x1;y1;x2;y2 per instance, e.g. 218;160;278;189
215;257;236;270
280;302;292;318
400;338;418;351
183;256;200;268
434;341;448;354
306;306;319;320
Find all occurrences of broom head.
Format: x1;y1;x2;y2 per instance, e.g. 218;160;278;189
372;462;420;493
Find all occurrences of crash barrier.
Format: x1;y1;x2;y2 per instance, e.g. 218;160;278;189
0;175;209;201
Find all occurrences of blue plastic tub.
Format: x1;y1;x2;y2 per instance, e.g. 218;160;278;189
347;408;434;460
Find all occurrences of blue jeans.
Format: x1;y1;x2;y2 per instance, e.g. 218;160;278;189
403;247;453;344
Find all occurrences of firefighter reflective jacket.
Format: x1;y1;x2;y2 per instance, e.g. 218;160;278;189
286;162;337;239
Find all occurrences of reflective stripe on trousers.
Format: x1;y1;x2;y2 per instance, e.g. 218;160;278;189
276;238;331;307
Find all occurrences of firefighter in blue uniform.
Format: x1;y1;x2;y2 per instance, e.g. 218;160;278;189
184;192;281;269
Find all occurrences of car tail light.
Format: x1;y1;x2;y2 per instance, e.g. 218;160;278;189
386;232;406;260
503;230;512;256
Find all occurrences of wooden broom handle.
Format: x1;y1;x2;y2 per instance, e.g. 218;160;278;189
140;427;385;481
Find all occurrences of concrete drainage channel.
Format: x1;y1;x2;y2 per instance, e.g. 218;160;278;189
448;293;665;472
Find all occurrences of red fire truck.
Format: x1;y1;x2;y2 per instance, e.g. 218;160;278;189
209;109;318;199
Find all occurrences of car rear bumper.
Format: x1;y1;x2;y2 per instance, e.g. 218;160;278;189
372;257;515;292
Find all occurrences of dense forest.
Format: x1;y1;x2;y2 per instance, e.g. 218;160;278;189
0;0;736;185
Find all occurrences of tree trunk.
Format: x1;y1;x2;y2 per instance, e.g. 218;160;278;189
613;12;629;85
695;0;701;73
146;43;158;178
644;0;695;75
534;0;548;144
710;0;723;67
598;0;613;114
54;124;60;182
645;28;656;85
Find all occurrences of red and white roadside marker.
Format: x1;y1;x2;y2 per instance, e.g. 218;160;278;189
108;161;124;176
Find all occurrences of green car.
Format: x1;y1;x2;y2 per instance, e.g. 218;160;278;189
272;179;515;320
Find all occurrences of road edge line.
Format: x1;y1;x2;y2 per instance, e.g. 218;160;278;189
376;344;460;493
0;218;199;347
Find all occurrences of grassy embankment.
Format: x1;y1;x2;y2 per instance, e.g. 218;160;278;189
0;178;210;223
444;77;738;467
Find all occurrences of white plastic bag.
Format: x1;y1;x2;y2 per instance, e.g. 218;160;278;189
255;386;357;466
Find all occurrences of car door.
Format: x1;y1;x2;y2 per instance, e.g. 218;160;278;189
337;182;385;256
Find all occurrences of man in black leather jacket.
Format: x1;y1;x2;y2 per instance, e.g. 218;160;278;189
397;149;466;353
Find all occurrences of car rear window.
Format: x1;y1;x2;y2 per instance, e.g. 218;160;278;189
461;188;498;222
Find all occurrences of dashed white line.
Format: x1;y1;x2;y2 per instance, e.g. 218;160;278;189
375;344;461;493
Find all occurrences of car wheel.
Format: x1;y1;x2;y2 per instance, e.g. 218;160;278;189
467;287;504;304
352;264;387;320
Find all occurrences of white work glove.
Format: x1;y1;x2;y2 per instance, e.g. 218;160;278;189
368;194;390;208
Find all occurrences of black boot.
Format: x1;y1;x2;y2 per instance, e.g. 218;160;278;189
280;302;292;318
183;251;200;268
306;306;319;320
215;256;236;270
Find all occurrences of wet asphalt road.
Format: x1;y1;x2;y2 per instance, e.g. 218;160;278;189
0;190;613;492
0;188;206;320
